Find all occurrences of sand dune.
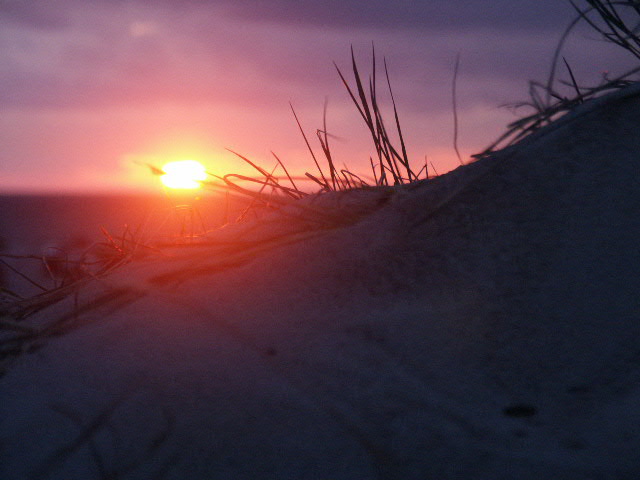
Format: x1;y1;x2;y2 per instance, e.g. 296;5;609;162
1;84;640;479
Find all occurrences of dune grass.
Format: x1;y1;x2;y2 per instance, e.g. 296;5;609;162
573;0;640;60
0;223;149;370
204;44;427;206
477;0;640;157
207;2;640;195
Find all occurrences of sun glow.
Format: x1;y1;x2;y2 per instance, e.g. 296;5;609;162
160;160;207;189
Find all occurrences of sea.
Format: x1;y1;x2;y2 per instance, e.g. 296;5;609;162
0;193;248;298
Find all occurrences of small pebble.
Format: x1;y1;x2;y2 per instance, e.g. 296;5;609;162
503;404;537;418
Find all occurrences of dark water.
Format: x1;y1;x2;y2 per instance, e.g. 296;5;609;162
0;193;245;296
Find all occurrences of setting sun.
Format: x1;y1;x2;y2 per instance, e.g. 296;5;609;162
161;160;207;189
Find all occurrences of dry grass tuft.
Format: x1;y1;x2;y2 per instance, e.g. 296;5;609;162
198;44;429;204
476;0;640;157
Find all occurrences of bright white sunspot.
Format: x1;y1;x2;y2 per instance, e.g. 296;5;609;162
160;160;207;189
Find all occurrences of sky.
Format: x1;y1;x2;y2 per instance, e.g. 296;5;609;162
0;0;636;193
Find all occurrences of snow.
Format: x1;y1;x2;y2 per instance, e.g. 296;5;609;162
2;83;640;479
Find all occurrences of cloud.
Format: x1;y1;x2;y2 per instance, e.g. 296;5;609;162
0;0;72;29
216;0;576;32
0;0;580;34
0;1;573;113
1;0;632;118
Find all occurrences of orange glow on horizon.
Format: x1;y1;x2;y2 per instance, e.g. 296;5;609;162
160;160;207;189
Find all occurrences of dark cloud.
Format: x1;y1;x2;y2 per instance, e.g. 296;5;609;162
218;0;576;32
0;0;578;32
0;0;631;114
0;0;72;29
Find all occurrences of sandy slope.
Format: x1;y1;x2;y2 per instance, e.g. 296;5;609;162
1;84;640;479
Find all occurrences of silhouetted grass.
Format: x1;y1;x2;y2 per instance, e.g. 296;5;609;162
0;222;153;374
475;0;640;157
334;45;420;186
206;44;427;203
572;0;640;60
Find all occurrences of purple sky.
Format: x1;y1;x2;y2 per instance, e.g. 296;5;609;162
0;0;636;192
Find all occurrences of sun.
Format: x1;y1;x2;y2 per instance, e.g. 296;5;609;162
160;160;207;189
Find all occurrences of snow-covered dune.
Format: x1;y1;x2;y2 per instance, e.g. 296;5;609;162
1;84;640;479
